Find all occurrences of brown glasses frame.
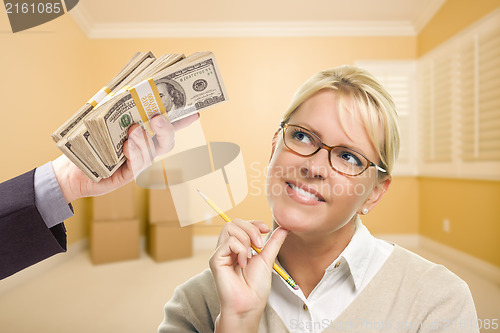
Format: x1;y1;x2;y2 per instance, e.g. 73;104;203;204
280;122;387;176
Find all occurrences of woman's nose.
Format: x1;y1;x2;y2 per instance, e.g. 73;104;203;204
300;148;330;180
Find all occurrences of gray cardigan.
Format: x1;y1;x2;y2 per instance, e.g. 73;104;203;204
159;245;479;332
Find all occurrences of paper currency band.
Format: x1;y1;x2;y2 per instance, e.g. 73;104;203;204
93;85;131;109
87;86;112;108
128;78;167;135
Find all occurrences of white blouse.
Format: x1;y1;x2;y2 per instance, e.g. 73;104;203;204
268;217;394;333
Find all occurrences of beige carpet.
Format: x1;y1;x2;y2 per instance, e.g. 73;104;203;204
0;245;498;332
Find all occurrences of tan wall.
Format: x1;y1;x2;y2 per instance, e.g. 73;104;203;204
363;177;419;235
418;0;500;56
0;11;417;244
0;14;97;245
1;2;498;269
416;0;500;267
419;178;500;267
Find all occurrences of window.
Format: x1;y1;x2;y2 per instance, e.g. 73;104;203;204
355;60;418;176
418;9;500;180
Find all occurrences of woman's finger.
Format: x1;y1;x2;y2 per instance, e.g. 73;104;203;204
253;221;271;234
212;235;249;269
220;223;252;250
227;236;249;268
216;219;270;251
258;227;289;268
232;219;269;249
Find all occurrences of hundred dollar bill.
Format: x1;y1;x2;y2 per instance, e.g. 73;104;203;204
85;51;227;166
56;135;103;182
69;125;125;177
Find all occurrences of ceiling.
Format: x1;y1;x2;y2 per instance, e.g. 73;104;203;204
70;0;446;38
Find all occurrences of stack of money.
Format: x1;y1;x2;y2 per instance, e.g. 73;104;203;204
53;51;227;182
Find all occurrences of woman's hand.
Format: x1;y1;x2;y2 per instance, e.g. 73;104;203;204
52;113;199;203
209;219;289;333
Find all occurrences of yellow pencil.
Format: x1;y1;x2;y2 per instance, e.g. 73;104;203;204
197;189;299;290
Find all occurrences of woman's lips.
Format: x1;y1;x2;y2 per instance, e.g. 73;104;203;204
285;181;325;205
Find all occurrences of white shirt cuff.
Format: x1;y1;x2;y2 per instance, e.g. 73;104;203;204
34;162;74;229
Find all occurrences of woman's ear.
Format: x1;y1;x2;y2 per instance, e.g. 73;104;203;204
269;129;281;162
360;175;392;214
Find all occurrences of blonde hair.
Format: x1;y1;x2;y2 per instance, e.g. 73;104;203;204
280;65;400;175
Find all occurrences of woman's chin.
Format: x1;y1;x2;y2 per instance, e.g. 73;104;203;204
272;205;317;233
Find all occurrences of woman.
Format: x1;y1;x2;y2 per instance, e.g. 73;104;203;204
159;66;478;332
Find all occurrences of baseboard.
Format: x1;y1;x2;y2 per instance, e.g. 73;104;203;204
0;240;88;296
419;236;500;286
376;233;500;286
4;234;498;294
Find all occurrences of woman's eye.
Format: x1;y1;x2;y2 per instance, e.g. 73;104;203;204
339;152;362;166
291;130;313;144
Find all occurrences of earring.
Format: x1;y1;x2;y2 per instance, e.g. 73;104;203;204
362;208;368;215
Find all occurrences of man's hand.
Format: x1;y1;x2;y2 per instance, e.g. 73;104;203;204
52;113;199;203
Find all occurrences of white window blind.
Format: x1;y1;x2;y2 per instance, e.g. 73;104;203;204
418;51;455;164
355;61;417;176
418;8;500;180
460;20;500;162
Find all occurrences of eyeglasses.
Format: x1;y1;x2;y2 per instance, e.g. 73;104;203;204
280;123;387;176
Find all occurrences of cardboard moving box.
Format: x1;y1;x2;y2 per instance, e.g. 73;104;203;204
93;183;135;220
90;218;140;264
148;223;192;262
149;188;179;224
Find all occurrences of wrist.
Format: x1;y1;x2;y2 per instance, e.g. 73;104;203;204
215;308;264;333
52;155;80;204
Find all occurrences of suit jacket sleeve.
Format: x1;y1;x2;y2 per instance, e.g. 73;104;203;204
0;169;67;280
